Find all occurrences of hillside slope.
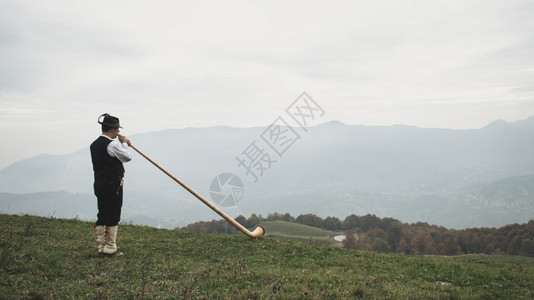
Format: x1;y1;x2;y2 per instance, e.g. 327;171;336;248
261;220;344;245
1;214;533;299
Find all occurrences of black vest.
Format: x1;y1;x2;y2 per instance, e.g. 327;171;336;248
90;136;125;182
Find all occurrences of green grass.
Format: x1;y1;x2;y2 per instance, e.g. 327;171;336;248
1;214;534;299
454;254;534;269
261;220;343;245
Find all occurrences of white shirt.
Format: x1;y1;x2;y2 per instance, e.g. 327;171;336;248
101;135;132;163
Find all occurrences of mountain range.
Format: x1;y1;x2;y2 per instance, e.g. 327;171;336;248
1;117;533;229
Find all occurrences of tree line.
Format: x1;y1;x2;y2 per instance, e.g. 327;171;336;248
180;213;534;257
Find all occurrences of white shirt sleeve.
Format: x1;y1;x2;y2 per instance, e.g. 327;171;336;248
107;139;132;163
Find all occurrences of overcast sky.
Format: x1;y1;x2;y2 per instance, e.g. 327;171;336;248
1;0;533;169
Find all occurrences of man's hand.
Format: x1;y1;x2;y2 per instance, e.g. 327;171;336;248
118;134;131;146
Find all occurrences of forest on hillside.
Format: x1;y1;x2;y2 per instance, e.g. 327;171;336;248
181;213;534;257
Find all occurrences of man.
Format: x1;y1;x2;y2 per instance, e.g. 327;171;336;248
90;113;132;257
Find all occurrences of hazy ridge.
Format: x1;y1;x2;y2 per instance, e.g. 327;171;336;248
1;117;533;229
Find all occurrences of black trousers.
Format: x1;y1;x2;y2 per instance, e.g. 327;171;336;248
94;179;123;227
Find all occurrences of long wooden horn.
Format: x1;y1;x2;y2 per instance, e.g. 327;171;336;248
130;144;264;238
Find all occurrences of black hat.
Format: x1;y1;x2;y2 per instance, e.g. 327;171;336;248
98;113;123;128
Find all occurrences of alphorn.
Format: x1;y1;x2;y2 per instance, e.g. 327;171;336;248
130;144;265;238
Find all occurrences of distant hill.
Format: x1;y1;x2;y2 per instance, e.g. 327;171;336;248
1;117;533;228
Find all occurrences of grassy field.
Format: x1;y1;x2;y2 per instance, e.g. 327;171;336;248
261;220;345;245
1;214;533;299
